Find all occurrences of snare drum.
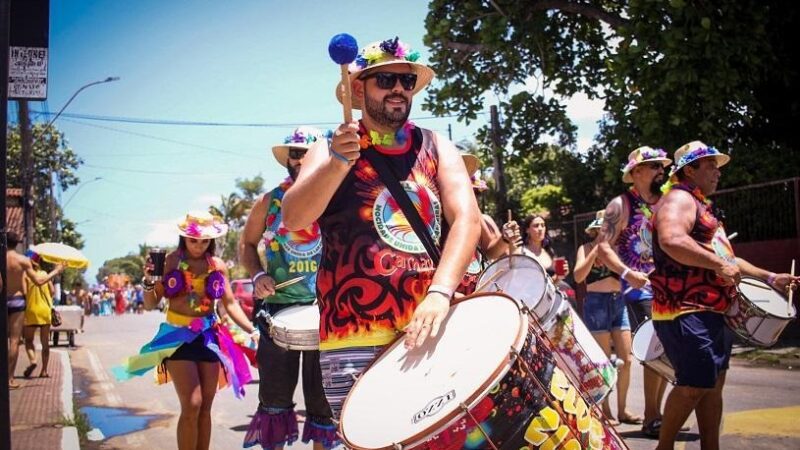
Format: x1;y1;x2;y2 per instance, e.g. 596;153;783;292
476;254;561;326
339;293;625;450
547;302;617;403
267;304;320;351
631;319;675;384
725;277;797;347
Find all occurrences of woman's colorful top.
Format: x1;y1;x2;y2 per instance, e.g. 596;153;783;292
650;183;737;320
316;122;440;351
112;309;254;398
261;177;322;304
162;252;225;313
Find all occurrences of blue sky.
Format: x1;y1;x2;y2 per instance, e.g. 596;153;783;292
9;1;603;283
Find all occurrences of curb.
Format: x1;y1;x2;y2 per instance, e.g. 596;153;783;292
54;349;80;449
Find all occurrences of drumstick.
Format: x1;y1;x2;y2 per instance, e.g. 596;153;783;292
789;259;795;315
727;231;738;240
275;276;305;290
506;209;517;258
739;278;773;291
328;34;359;123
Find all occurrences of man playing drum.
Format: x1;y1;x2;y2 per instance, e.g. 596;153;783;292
281;36;480;419
651;141;798;450
240;127;336;449
596;146;671;435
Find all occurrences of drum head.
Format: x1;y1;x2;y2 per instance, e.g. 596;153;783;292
739;277;796;318
339;293;527;450
632;319;664;362
476;254;547;309
270;304;320;330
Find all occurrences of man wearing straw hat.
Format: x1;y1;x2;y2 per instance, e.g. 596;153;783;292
651;141;798;449
282;37;480;418
595;145;671;435
240;126;335;449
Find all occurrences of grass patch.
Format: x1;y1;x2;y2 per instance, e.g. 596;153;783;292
61;402;91;440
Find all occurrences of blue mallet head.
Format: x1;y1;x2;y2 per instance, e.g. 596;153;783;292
328;33;359;65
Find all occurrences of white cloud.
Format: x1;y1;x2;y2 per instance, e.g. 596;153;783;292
565;92;605;121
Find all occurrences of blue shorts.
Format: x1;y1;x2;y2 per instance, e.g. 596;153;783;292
654;312;733;388
582;292;630;333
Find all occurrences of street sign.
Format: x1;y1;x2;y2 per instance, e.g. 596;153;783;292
8;45;48;99
8;0;49;100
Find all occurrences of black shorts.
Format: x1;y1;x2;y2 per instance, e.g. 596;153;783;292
7;295;26;315
168;334;219;363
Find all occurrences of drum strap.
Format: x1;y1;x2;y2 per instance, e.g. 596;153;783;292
362;149;442;265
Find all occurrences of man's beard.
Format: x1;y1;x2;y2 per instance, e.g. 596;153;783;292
364;91;410;130
649;174;665;196
287;164;300;181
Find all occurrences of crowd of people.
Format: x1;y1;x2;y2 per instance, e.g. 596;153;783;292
8;33;799;450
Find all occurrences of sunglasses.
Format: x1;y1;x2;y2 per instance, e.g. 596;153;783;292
642;162;665;170
288;148;307;160
360;72;418;91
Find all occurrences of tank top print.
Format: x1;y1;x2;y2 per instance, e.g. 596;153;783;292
618;188;656;273
261;177;322;304
316;124;440;350
650;183;736;320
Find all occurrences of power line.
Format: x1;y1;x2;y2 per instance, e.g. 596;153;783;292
31;109;489;127
83;162;240;176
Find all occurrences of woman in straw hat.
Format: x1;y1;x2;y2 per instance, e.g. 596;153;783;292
115;211;257;450
574;210;635;425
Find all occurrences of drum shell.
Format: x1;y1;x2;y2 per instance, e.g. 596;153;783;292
631;319;676;384
267;304;320;351
725;277;796;347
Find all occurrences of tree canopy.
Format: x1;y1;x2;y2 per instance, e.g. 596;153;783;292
424;0;800;217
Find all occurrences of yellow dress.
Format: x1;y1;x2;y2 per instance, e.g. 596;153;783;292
24;270;53;326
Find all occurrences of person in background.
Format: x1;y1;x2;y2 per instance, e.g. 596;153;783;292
22;252;58;379
573;211;635;425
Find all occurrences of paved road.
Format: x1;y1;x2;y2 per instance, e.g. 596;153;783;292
69;311;800;449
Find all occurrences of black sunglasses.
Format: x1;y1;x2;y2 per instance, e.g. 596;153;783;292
360;72;418;91
288;148;307;160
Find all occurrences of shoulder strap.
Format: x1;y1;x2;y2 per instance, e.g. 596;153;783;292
362;149;441;265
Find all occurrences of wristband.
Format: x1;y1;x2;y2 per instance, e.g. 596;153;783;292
427;284;454;299
767;272;777;287
621;268;631;281
328;138;351;164
252;271;267;284
249;328;261;339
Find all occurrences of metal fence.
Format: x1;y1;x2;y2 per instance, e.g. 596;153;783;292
549;177;800;277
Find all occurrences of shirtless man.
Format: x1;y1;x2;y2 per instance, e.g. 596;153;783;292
5;231;63;389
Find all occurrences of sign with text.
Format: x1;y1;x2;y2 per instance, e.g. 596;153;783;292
9;0;50;100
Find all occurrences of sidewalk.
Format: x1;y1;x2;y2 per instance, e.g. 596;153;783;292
10;349;80;450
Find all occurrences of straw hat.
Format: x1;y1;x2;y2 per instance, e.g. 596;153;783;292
177;211;228;239
461;153;479;175
621;146;672;183
271;126;325;167
669;140;731;178
335;37;435;110
585;210;604;234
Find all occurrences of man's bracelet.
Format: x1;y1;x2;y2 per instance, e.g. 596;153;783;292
427;284;454;299
252;271;267;284
620;268;631;281
327;138;351;165
767;272;777;287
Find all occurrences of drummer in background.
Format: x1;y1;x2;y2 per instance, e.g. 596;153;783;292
239;127;336;450
650;141;798;450
281;37;480;419
573;211;634;426
596;146;671;435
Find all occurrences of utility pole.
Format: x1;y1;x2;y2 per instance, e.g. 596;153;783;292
490;105;508;216
18;100;34;247
1;0;12;445
448;123;452;141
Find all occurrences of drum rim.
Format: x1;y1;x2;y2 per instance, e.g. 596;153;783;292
475;253;548;303
631;318;658;361
735;276;796;319
338;292;529;450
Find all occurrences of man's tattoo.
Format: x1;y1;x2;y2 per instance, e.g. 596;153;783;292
600;200;622;244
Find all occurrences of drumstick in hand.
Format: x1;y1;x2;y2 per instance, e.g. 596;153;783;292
506;209;517;255
789;259;795;315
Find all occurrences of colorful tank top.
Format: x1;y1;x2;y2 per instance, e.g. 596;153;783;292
261;177;322;304
618;188;656;273
162;252;226;314
650;183;736;320
316;123;440;350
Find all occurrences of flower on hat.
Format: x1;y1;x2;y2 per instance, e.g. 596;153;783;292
621;147;668;174
284;128;321;145
668;141;730;179
349;37;421;72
